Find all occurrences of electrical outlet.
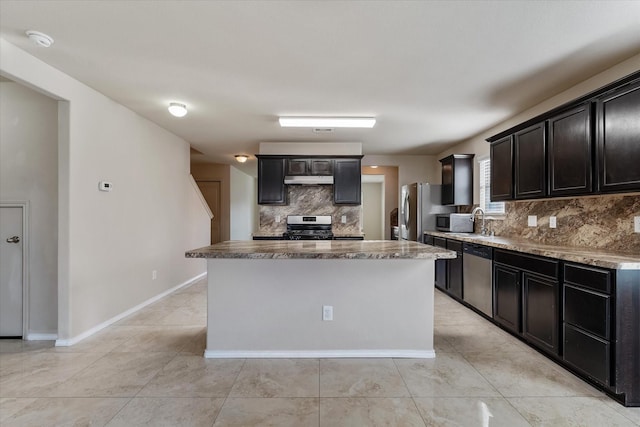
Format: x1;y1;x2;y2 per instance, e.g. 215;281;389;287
635;216;640;233
322;305;333;321
275;215;281;223
527;215;537;227
549;216;557;229
152;270;157;280
341;215;347;224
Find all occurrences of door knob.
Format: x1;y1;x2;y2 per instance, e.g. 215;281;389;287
6;236;20;243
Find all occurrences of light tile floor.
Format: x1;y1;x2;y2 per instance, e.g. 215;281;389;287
1;278;639;426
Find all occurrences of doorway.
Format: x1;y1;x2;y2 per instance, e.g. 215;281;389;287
361;176;385;240
197;181;222;244
0;204;27;337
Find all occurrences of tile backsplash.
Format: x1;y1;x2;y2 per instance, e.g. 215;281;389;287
485;193;640;253
259;186;361;234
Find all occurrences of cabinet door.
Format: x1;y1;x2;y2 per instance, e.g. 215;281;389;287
490;136;514;201
548;104;593;196
258;158;287;205
447;240;463;299
523;272;558;354
440;156;454;206
286;159;308;175
515;122;547;199
310;159;333;175
493;263;521;334
334;159;361;204
596;81;640;192
433;237;448;291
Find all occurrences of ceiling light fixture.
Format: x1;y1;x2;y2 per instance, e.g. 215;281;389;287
279;117;376;128
235;155;249;163
370;165;379;169
168;102;188;117
25;30;54;47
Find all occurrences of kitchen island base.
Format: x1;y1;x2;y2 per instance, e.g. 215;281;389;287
204;258;435;358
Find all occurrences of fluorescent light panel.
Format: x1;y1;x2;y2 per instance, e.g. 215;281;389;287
279;117;376;128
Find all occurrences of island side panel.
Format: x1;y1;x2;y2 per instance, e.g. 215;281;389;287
205;258;435;358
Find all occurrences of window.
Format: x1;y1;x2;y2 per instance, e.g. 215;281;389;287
479;157;505;215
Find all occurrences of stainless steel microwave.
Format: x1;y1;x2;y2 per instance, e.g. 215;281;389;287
435;213;474;233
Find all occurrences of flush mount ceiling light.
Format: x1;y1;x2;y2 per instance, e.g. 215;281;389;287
279;117;376;128
235;155;249;163
25;30;54;47
168;102;188;117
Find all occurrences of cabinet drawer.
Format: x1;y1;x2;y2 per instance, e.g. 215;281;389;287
433;237;447;249
564;285;610;339
446;239;463;252
564;263;611;294
564;323;610;386
494;249;558;278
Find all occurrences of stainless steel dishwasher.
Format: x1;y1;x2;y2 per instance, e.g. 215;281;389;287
462;243;493;317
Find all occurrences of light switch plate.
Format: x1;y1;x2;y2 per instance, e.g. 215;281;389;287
528;215;537;227
634;216;640;233
341;215;347;224
275;215;281;223
549;216;557;229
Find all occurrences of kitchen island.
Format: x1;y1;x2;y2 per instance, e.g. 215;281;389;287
186;240;455;358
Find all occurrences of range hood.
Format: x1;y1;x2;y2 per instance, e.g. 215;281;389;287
284;175;334;185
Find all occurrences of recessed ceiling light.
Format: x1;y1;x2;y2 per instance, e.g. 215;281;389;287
25;30;54;47
168;102;188;117
370;165;379;169
235;155;249;163
279;117;376;128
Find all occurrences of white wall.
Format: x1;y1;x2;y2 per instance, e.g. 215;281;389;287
0;39;210;341
362;182;384;240
437;53;640;205
0;81;58;336
230;166;257;240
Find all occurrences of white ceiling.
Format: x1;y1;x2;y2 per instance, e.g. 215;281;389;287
2;1;640;172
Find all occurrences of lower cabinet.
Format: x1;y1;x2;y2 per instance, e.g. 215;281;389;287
432;237;448;291
493;249;559;355
447;240;463;299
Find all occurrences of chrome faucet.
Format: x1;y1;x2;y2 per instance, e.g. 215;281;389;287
470;207;487;235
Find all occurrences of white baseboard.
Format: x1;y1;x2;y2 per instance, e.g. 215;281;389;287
25;333;58;341
55;272;206;347
203;349;436;359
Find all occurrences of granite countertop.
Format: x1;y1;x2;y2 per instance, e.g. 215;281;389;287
424;231;640;270
251;231;366;238
186;240;457;260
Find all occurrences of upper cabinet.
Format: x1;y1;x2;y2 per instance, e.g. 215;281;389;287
490;136;513;201
440;154;474;206
487;71;640;201
257;156;287;205
514;122;546;199
257;155;362;205
548;104;593;197
286;158;334;176
333;158;362;205
596;80;640;193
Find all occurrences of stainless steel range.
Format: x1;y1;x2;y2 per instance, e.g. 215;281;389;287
283;215;333;240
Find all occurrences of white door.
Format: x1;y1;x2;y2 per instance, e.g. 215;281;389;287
0;206;23;337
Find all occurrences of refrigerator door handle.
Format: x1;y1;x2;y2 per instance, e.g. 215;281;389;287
403;194;410;228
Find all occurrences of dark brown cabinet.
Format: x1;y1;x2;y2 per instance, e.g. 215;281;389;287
548;104;593;196
514;122;546;199
333;158;361;205
490;136;513;201
487;71;640;201
493;249;560;355
493;263;521;333
447;240;463;299
562;263;612;386
432;237;448;291
523;272;558;354
440;154;474;206
286;158;333;176
257;156;287;205
596;80;640;193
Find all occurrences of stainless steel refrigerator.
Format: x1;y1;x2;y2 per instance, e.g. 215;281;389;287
400;183;455;242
